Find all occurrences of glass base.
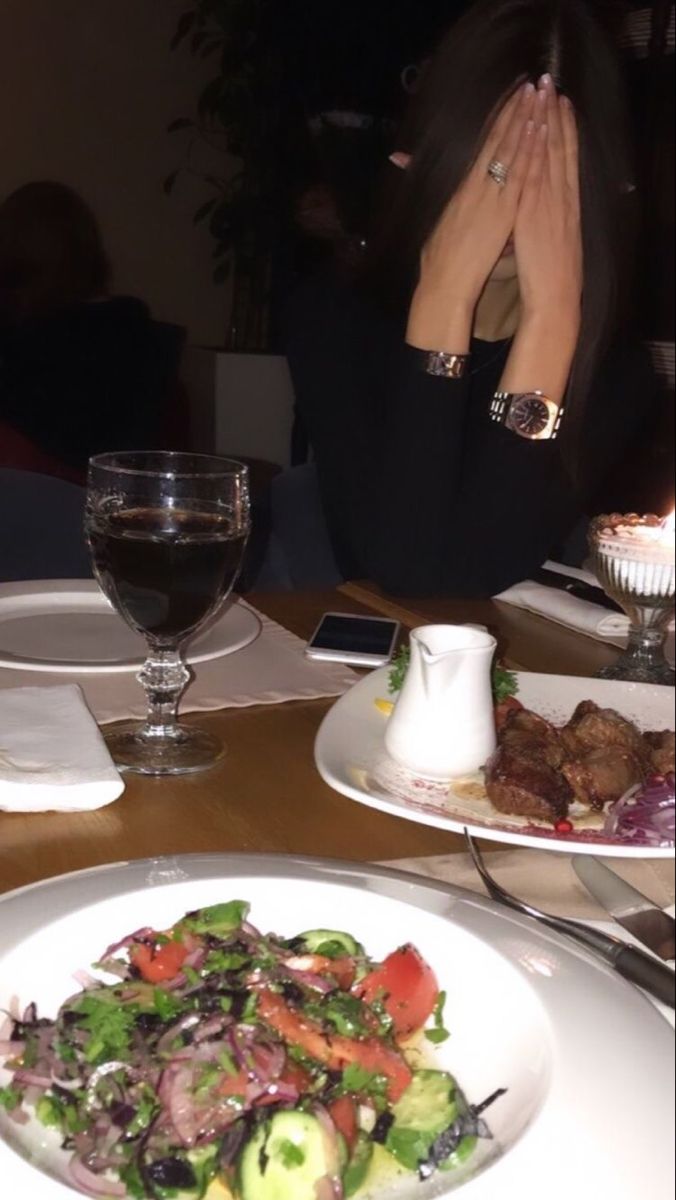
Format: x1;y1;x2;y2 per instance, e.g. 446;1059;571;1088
598;657;675;686
105;723;225;776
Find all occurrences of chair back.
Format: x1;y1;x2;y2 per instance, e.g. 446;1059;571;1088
0;469;91;581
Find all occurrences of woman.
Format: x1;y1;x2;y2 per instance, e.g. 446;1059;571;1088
286;0;658;597
0;182;182;475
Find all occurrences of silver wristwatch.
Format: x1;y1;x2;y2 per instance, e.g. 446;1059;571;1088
489;391;565;441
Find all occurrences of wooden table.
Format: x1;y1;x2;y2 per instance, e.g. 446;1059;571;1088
0;586;613;897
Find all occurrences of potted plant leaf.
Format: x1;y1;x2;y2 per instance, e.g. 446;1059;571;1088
166;0;306;465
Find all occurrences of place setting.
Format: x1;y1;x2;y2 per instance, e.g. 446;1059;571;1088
0;464;674;1200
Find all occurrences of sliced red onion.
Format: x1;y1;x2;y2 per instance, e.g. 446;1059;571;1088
157;1013;201;1055
100;928;155;960
315;1175;344;1200
85;1062;138;1110
281;966;336;995
605;773;675;847
12;1069;52;1088
68;1155;126;1197
73;970;99;992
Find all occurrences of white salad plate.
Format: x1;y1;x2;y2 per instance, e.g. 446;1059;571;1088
0;854;673;1200
0;581;260;674
315;668;676;858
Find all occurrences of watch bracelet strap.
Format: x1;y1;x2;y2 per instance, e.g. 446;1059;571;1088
420;350;470;379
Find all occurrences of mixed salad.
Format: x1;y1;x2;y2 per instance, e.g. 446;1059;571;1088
0;902;504;1199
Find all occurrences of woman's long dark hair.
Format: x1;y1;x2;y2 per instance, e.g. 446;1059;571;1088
363;0;636;476
0;181;110;323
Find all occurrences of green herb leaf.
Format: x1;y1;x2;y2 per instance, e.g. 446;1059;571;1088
493;666;519;704
388;646;411;694
340;1064;388;1099
277;1138;306;1168
153;987;184;1023
0;1086;22;1111
425;989;451;1046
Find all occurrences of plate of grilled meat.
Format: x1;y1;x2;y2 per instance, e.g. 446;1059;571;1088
315;669;675;856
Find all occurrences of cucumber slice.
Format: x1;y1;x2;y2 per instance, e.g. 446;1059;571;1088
299;929;364;958
392;1070;458;1135
386;1070;459;1172
239;1111;338;1200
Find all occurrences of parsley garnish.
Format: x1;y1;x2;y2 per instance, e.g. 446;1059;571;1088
153;987;184;1023
68;992;137;1065
388;646;411;694
340;1063;388;1099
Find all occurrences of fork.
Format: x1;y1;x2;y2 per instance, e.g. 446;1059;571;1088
465;832;675;1010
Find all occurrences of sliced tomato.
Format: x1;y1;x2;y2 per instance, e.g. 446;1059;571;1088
356;945;439;1039
130;939;188;984
495;696;524;731
284;954;356;990
328;1096;358;1152
256;989;412;1102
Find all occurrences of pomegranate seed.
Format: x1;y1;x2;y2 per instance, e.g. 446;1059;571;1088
555;820;574;835
649;774;666;786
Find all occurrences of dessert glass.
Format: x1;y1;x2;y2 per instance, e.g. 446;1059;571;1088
589;513;675;686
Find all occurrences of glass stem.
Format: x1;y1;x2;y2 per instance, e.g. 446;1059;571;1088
137;648;190;742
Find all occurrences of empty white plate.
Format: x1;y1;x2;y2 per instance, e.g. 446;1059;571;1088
0;581;260;674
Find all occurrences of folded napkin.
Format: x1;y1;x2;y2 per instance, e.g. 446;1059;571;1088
496;560;675;660
0;685;124;812
383;849;675;921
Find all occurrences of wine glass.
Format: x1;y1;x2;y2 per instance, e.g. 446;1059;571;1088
85;452;251;775
588;513;675;686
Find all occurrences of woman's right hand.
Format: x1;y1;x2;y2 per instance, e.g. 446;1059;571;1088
407;82;537;353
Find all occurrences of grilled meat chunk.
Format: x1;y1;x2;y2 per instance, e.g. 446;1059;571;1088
500;708;565;769
485;743;573;823
644;731;676;777
561;748;645;812
561;701;651;769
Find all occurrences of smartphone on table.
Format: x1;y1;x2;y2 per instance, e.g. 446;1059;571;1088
305;612;401;669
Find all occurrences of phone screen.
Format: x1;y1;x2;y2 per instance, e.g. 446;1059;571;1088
310;615;397;657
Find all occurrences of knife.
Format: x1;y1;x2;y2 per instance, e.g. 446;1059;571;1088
531;567;624;615
573;857;676;962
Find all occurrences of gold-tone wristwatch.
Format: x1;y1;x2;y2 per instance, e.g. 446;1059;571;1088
489;391;565;441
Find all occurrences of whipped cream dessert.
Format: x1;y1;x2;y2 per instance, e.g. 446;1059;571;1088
591;513;676;601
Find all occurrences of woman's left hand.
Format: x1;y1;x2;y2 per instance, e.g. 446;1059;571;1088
513;76;583;327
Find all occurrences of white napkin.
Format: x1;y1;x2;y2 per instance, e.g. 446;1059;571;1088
0;686;124;812
496;560;675;657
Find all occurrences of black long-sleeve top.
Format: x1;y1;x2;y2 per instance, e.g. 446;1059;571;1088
286;274;658;598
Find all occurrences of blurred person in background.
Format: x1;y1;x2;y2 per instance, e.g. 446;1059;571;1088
0;182;183;478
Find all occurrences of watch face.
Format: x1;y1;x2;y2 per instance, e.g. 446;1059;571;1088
506;395;551;439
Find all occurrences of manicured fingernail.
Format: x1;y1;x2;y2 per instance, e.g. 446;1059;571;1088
389;152;409;169
539;73;553;88
538;86;548;102
540;122;549;136
561;95;574;109
526;120;535;134
523;81;536;96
